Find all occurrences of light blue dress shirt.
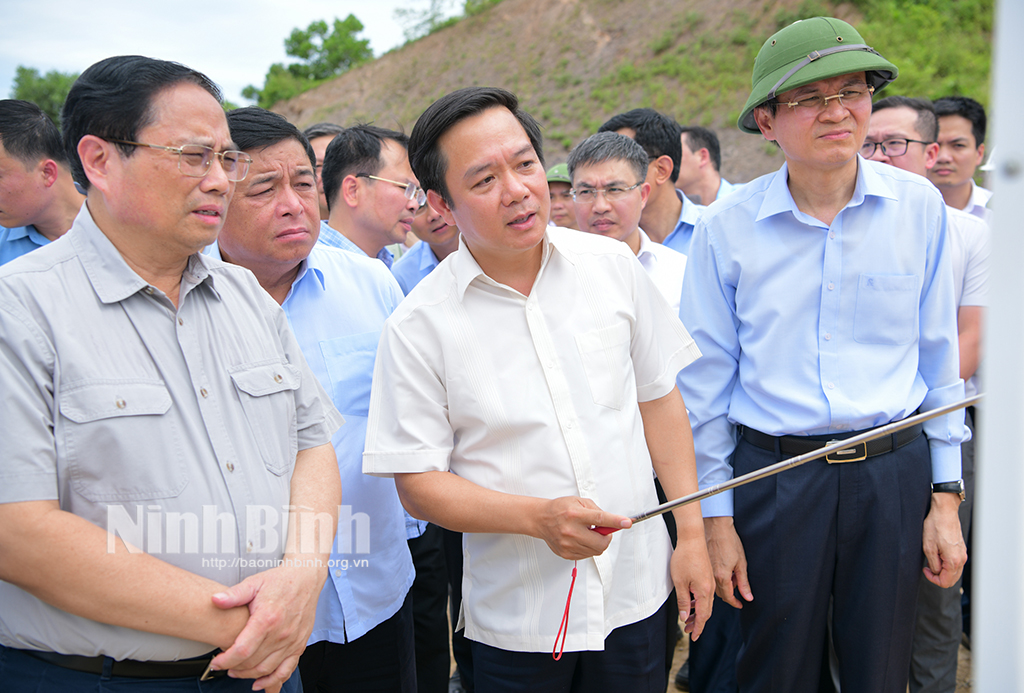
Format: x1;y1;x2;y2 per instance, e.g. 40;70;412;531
390;240;441;295
715;178;742;202
661;189;706;255
677;159;967;517
317;220;395;268
268;243;414;644
0;225;50;266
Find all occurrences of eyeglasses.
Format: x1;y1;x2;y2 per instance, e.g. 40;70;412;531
107;139;252;182
777;84;875;113
356;173;427;207
860;138;933;158
572;182;643;203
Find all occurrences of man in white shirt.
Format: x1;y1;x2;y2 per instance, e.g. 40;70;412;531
928;96;992;221
567;131;688;313
363;86;713;693
865;94;989;693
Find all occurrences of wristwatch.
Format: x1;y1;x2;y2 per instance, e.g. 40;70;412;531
931;479;966;502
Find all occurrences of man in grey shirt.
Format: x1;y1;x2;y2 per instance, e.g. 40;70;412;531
0;56;343;692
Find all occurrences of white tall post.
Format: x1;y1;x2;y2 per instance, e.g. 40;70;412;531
976;0;1024;689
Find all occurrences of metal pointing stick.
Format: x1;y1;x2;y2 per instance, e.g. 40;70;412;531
593;394;982;535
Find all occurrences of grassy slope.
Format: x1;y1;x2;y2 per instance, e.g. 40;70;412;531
274;0;992;184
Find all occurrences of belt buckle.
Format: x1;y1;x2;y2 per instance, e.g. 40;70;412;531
825;440;867;464
200;660;216;681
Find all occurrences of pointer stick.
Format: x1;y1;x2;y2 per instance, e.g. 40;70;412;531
593;395;981;535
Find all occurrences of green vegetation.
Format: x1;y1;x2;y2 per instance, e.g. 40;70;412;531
244;16;373;108
9;66;78;126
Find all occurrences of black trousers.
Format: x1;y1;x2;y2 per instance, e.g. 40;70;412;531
733;434;931;693
299;589;416;693
409;523;452;693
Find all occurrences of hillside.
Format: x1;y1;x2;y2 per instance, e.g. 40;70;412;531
274;0;992;185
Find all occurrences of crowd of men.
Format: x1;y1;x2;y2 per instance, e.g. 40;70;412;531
0;13;991;693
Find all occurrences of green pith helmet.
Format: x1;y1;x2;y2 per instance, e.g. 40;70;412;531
546;163;571;184
738;16;898;134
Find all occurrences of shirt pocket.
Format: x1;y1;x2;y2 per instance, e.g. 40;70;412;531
229;361;300;476
61;380;188;502
853;274;919;345
320;331;380;417
575;322;632;410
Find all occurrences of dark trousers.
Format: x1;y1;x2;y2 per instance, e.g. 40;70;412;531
470;598;670;693
299;589;416;692
409;523;452;693
689;594;741;693
733;434;931;693
444;527;474;692
0;643;301;692
909;410;975;693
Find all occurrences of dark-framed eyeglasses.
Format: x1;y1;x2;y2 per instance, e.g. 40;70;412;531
355;173;427;207
571;182;643;203
860;138;933;158
107;139;252;182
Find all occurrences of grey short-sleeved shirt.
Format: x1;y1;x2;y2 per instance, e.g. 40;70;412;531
0;206;343;660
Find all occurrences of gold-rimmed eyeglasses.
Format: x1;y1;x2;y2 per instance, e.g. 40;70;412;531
107;139;252;182
572;182;643;203
355;173;427;207
777;84;875;114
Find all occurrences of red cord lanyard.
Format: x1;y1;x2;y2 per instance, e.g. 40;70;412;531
552;560;577;660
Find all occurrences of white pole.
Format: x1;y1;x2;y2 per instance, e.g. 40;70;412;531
976;0;1024;689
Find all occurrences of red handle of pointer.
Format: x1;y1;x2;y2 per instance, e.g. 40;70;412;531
592;526;619;535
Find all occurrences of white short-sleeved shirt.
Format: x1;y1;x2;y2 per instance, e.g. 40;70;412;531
636;228;688;314
947;205;990;399
364;228;700;652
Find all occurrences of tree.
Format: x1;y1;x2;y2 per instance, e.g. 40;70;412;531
9;66;79;126
245;15;373;108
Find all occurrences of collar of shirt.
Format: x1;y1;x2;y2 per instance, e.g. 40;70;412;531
453;232;555;300
754;159;899;226
69;205;217;306
967;180;993;220
635;228;657;271
2;224;35;242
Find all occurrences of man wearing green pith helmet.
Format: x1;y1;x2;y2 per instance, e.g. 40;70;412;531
677;17;968;693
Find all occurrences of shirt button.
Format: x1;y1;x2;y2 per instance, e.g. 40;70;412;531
177;317;184;326
828;282;835;291
274;374;283;383
145;287;154;295
226;462;234;473
829;232;836;239
246;541;253;553
566;421;574;429
824;333;831;341
200;388;209;398
827;382;835;390
335;569;342;577
115;398;126;409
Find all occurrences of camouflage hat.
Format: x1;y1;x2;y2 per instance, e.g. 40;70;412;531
546;162;571;184
738;16;898;134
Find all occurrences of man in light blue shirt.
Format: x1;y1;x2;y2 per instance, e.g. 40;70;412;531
216;107;417;692
598;108;705;255
678;125;742;207
391;199;459;295
678;18;968;693
317;124;424;269
0;100;84;265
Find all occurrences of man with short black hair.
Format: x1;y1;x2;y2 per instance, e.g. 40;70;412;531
217;106;418;693
865;93;988;693
681;17;968;693
678;126;740;206
0;56;342;692
302;121;345;220
598;108;704;254
929;96;991;220
568;131;687;313
364;86;713;693
318;125;421;268
0;99;84;264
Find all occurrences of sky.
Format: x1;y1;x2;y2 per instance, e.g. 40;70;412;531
1;0;456;106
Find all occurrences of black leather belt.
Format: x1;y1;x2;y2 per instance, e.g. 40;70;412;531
22;648;225;680
739;422;924;463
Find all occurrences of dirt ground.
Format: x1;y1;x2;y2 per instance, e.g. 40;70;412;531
664;637;973;692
